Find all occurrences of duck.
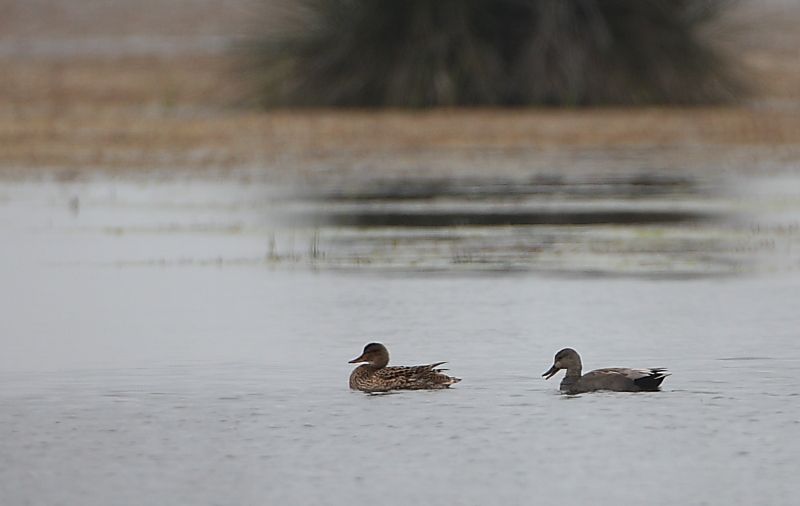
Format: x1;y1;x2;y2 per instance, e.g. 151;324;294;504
348;342;461;392
543;348;669;394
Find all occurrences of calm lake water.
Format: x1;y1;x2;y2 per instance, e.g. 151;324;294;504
1;174;799;505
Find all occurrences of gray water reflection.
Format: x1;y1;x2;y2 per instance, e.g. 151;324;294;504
298;173;717;226
285;171;799;276
3;170;795;277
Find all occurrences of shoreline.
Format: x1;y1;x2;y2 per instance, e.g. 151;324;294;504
2;101;799;182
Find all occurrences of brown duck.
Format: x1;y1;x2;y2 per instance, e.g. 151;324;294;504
348;343;461;392
543;348;670;394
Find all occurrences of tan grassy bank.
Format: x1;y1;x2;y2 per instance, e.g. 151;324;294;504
1;2;799;181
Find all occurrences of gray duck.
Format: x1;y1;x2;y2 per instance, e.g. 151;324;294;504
543;348;669;394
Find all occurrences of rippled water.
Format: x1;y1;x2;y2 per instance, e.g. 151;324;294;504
1;175;800;505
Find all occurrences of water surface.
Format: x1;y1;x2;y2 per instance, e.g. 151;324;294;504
1;174;799;505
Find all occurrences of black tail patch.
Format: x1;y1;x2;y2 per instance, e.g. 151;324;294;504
633;368;670;391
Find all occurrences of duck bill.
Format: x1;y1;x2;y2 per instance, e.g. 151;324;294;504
348;353;366;364
542;365;560;380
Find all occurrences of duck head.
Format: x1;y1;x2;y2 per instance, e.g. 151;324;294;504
349;342;390;368
543;348;582;379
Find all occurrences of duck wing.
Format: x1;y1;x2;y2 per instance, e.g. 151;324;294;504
374;363;461;390
585;367;670;391
626;368;670;391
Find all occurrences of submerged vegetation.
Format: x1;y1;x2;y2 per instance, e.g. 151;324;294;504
242;0;742;107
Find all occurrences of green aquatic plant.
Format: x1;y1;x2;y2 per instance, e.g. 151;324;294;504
240;0;743;107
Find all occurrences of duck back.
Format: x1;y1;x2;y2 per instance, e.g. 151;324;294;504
349;363;461;392
562;367;669;394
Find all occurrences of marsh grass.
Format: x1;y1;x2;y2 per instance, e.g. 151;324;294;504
241;0;743;107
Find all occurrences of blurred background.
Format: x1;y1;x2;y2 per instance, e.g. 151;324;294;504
2;0;799;273
2;1;800;505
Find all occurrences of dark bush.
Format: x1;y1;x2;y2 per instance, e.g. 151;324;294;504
241;0;743;107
